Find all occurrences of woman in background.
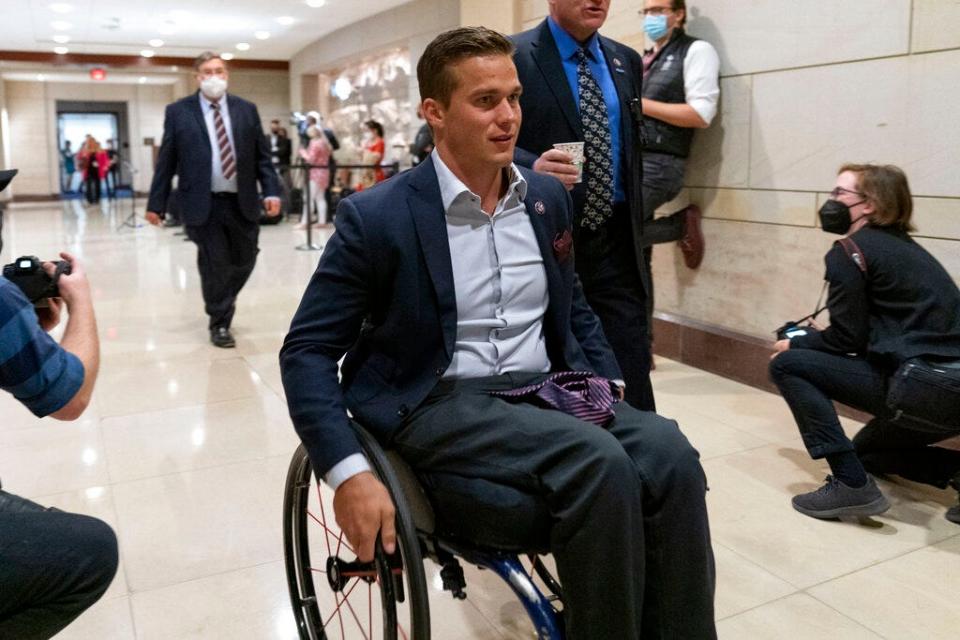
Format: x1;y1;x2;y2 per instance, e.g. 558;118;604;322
360;119;385;188
77;138;109;205
297;125;332;229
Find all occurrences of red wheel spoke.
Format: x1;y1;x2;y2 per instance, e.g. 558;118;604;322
340;587;370;640
307;508;356;556
316;485;334;557
322;579;362;629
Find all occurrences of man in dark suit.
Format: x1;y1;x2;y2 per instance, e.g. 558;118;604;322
146;52;281;347
280;27;715;639
512;0;654;410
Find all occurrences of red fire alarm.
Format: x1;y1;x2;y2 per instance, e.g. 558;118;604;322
90;68;107;81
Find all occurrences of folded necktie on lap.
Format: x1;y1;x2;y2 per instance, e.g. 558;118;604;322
490;371;617;427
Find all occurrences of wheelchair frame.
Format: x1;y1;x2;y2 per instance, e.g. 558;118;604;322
283;425;565;640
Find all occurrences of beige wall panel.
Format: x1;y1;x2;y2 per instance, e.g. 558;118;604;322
686;188;817;227
749;50;960;198
6;84;50;194
686;75;751;188
912;0;960;53
652;218;837;338
521;0;546;29
678;0;909;76
912;197;960;240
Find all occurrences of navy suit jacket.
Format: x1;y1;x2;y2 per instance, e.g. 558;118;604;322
511;20;650;295
147;92;280;225
280;157;622;477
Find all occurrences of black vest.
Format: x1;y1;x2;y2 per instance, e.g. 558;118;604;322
641;29;698;158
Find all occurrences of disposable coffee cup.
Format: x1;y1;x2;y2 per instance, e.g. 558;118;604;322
553;142;584;183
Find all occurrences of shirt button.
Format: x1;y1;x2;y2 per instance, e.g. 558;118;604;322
397;405;409;418
435;367;444;376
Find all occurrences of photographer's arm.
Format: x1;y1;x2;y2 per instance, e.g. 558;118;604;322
48;253;99;420
790;248;869;354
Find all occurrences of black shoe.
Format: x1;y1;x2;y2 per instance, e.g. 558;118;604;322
946;473;960;524
792;475;890;520
210;327;236;348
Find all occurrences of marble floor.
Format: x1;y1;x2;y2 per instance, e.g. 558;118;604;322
2;199;959;639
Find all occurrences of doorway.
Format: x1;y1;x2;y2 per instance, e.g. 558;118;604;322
56;100;131;197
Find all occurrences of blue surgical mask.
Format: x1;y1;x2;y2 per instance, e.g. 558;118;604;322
644;14;669;41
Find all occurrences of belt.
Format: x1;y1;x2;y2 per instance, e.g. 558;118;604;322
211;191;238;199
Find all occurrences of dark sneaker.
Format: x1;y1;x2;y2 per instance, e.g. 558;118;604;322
792;475;890;519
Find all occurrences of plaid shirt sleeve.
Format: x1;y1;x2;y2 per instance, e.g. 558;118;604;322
0;278;84;417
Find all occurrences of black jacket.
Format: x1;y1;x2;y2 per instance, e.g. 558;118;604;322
792;225;960;366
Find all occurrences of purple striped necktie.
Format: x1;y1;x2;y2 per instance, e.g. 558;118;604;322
210;102;236;180
490;371;617;427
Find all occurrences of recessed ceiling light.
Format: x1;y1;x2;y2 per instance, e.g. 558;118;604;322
149;39;164;48
276;16;295;25
236;42;250;51
37;73;47;81
52;34;70;44
51;20;72;30
53;46;69;54
305;0;326;7
139;77;147;84
49;3;73;13
140;49;155;58
220;52;235;61
254;31;270;40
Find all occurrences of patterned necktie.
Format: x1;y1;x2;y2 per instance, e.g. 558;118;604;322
576;48;614;230
490;371;617;427
210;102;236;180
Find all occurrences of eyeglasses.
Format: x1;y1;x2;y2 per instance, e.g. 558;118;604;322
640;6;674;16
830;186;865;198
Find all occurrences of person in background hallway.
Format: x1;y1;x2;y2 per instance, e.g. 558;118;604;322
770;164;960;524
60;140;75;193
269;120;294;195
360;119;385;187
410;105;434;165
297;125;332;229
305;112;340;210
145;51;281;348
511;0;655;410
279;28;715;640
0;169;117;640
105;139;119;197
77;138;108;205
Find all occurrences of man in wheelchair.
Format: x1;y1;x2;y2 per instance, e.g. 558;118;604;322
280;26;716;639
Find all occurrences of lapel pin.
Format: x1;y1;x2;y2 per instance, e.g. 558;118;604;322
535;200;546;215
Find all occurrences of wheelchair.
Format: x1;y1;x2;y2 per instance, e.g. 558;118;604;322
283;423;566;639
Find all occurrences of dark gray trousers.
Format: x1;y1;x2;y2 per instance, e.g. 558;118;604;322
392;373;717;640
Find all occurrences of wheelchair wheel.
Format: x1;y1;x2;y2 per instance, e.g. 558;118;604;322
284;441;431;640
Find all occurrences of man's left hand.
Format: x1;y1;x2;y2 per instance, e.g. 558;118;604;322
770;339;790;360
264;197;282;217
35;297;62;332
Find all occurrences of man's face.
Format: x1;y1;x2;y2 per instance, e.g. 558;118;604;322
195;58;228;87
426;54;522;173
642;0;684;33
549;0;610;41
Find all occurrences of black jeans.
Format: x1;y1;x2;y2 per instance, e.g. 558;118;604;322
0;491;118;639
83;173;101;204
769;348;960;487
574;204;655;411
393;374;716;640
185;194;260;330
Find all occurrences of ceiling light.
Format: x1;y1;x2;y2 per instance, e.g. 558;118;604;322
139;77;147;84
149;39;164;48
49;3;73;13
53;46;69;54
236;42;250;51
52;34;70;44
220;52;235;60
140;49;155;58
37;73;47;81
276;16;295;25
305;0;326;7
254;31;270;40
51;20;72;30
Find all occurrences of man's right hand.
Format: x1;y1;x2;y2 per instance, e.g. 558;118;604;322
333;471;396;563
532;149;579;190
145;211;163;226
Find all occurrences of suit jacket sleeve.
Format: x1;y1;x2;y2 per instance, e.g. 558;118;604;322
147;103;178;213
252;105;281;198
279;198;372;477
513;146;539;169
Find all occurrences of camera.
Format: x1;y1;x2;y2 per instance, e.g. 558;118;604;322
2;256;70;306
774;322;809;341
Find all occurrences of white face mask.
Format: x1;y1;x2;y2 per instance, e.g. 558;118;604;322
200;76;228;100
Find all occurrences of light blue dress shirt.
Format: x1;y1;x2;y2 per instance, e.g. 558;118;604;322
198;93;238;193
546;16;625;203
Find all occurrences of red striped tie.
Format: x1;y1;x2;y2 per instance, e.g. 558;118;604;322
210;102;236;180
